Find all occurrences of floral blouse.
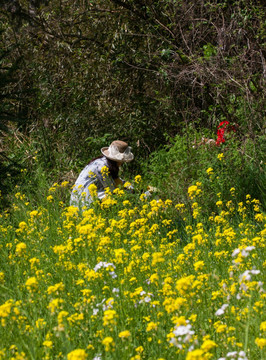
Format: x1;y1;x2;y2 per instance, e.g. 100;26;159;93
70;157;117;207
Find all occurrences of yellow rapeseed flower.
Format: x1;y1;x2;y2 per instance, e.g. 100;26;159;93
255;213;264;222
47;282;65;295
146;322;158;332
118;330;131;339
193;261;205;271
43;340;53;348
260;321;266;332
48;298;64;314
134;175;142;183
103;309;117;327
29;210;38;218
186;349;205;360
0;300;13;319
206;167;213;175
88;183;97;198
61;181;69;187
15;242;27;256
201;339;217;351
217;153;224;161
255;338;266;349
102;337;115;351
135;346;144;353
188;185;202;199
67;349;88;360
152;252;164;266
25;277;38;291
176;275;194;296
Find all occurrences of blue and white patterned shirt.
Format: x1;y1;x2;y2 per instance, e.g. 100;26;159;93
70;157;117;207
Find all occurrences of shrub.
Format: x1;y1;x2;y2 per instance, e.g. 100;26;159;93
146;130;265;215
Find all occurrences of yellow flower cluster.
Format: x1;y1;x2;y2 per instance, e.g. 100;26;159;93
188;182;202;199
0;178;265;359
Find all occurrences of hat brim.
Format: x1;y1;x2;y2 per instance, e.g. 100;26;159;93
101;147;134;163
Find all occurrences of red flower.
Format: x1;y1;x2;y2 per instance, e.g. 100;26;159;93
216;121;237;145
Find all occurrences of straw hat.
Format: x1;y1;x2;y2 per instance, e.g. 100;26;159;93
101;140;134;163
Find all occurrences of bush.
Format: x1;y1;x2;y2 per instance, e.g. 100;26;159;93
146;130;266;215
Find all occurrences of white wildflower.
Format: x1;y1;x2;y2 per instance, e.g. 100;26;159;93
250;269;260;275
94;262;116;272
215;303;229;316
226;351;237;358
93;308;99;315
109;271;117;279
169;322;195;348
232;248;240;257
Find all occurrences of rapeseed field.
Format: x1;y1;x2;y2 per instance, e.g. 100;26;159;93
0;172;265;360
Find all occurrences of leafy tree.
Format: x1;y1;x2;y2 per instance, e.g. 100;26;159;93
0;0;265;176
0;12;33;204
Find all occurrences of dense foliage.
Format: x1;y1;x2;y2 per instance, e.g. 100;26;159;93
1;1;265;166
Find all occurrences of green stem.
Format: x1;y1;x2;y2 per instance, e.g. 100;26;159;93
244;293;252;353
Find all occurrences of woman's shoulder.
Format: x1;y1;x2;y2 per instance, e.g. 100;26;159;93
91;156;108;167
87;156;108;172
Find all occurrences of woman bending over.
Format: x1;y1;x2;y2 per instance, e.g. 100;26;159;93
70;140;134;208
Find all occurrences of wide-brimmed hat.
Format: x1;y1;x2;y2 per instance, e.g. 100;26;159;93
101;140;134;163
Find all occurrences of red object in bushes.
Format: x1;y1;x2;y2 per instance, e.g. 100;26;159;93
216;121;237;145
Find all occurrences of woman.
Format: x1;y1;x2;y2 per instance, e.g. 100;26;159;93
70;140;134;207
